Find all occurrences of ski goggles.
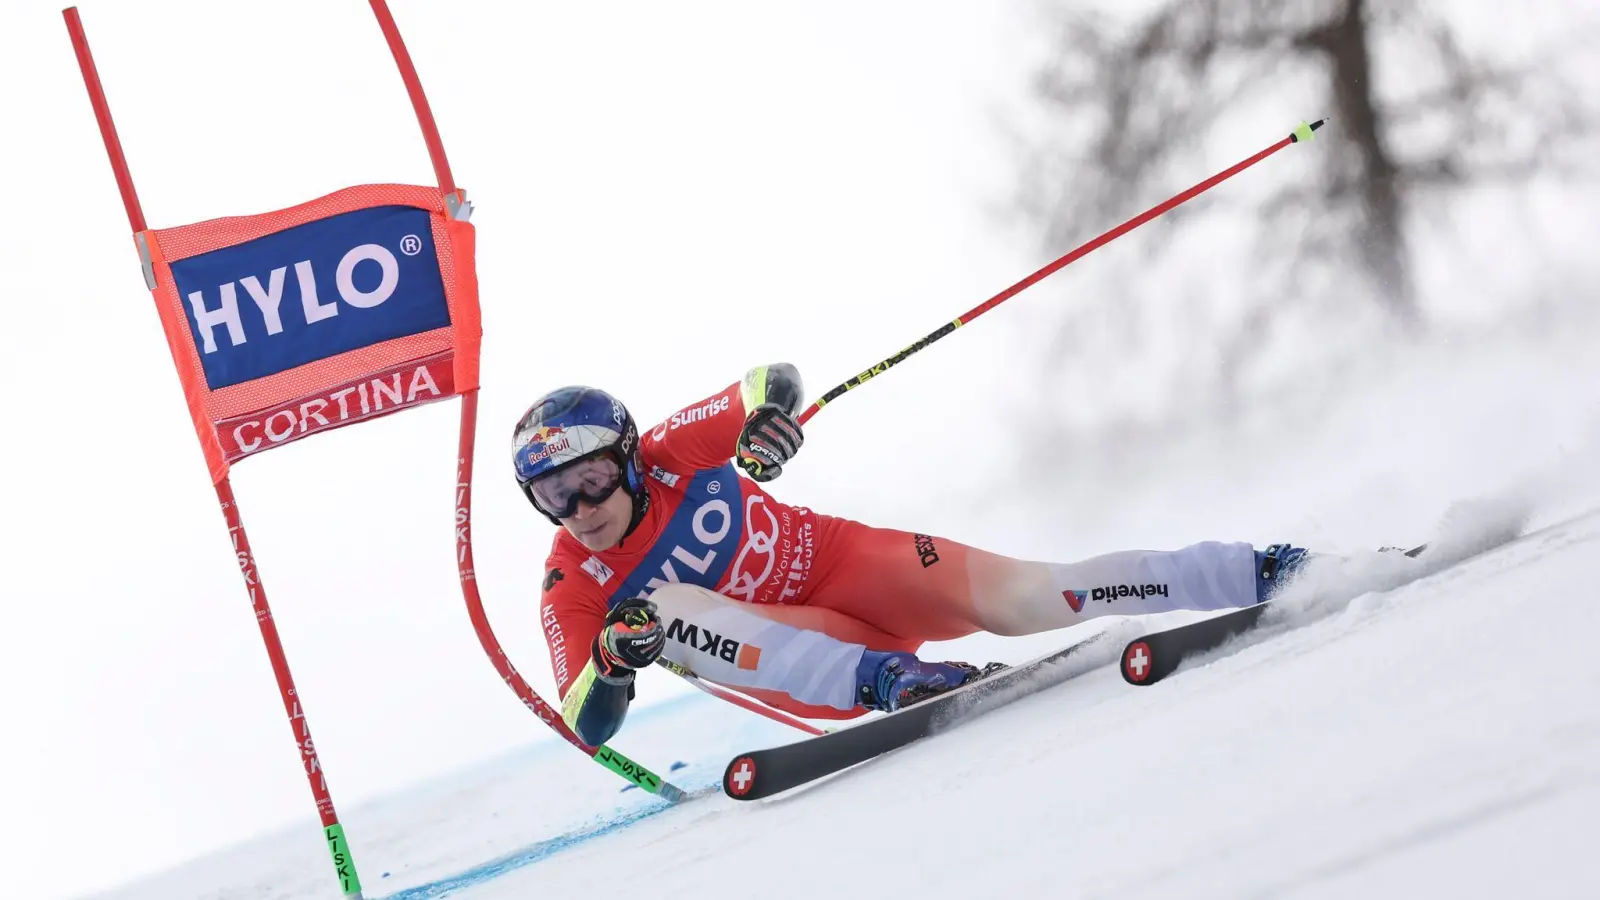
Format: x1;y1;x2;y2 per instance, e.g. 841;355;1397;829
523;452;624;520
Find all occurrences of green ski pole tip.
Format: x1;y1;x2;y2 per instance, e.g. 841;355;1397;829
1293;121;1317;143
323;823;363;896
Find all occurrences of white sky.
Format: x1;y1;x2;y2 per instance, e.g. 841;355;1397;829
0;2;1045;896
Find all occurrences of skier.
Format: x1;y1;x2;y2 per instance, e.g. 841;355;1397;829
516;366;1308;746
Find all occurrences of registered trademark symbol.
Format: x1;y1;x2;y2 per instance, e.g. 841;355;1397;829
399;234;423;256
708;480;722;494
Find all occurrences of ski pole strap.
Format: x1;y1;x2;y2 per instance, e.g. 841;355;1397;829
797;119;1326;427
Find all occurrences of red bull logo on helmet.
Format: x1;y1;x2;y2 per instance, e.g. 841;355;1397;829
520;425;572;465
515;422;622;475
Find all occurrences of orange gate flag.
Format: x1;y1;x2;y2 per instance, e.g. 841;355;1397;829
138;184;480;483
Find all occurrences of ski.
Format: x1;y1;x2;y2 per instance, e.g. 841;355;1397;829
722;632;1109;801
1121;543;1432;686
1120;603;1270;686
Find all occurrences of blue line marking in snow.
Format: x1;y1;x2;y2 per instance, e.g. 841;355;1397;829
378;789;711;899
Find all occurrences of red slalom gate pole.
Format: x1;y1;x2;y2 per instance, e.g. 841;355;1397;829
62;7;145;233
63;8;364;896
217;481;362;896
370;0;693;798
789;120;1326;430
453;391;695;799
368;0;455;194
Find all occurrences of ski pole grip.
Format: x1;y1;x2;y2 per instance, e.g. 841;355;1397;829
737;453;766;479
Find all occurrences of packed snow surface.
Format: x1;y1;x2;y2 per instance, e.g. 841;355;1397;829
94;497;1600;899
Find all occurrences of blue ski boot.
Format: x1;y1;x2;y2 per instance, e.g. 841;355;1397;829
855;651;1006;712
1254;543;1310;602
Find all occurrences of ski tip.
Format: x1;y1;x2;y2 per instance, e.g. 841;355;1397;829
1122;640;1157;685
725;755;759;800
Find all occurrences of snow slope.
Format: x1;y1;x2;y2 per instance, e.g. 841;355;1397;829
93;498;1600;900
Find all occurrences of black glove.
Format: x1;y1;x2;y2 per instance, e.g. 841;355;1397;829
737;404;804;483
593;598;666;678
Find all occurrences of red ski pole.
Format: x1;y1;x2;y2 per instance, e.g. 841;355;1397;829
783;120;1326;435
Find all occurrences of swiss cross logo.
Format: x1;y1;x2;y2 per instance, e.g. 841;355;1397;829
1123;641;1153;683
728;756;757;796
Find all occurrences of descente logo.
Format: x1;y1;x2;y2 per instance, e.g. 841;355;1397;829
652;395;731;440
216;353;455;462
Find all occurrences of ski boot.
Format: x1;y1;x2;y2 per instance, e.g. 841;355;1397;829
855;651;1007;712
1254;543;1310;602
1257;542;1430;604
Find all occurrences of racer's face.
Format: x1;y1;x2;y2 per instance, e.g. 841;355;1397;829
560;485;632;551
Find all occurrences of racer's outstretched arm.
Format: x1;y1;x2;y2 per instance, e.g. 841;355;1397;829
643;363;805;474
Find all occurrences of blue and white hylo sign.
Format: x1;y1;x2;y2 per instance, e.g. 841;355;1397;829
169;205;452;390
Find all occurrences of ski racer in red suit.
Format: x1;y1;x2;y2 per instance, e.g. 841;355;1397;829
515;367;1310;746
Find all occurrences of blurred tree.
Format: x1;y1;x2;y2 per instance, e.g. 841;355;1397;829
1019;0;1592;342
